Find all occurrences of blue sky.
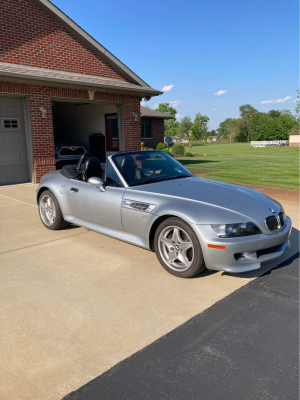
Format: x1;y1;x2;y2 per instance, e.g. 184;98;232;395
52;0;298;129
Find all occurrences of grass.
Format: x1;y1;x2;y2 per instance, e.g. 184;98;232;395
177;143;299;190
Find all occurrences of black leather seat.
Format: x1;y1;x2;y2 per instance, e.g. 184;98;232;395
81;157;105;182
120;155;144;183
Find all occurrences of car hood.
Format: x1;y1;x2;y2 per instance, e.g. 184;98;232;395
128;177;283;226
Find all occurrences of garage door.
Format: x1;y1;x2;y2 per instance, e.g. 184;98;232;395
0;97;30;185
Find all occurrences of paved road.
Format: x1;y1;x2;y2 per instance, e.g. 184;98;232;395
64;253;299;400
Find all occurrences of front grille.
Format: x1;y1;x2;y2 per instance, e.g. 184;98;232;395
279;212;285;227
266;215;280;231
59;147;85;156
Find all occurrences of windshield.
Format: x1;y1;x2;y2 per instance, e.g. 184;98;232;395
111;151;193;186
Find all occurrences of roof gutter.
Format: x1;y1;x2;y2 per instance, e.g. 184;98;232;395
0;66;163;97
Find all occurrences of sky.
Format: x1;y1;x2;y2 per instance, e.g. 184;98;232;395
52;0;298;129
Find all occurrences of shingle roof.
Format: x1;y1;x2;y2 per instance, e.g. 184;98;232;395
140;106;174;119
0;63;162;96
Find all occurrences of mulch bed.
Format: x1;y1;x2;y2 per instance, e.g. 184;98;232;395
174;154;203;158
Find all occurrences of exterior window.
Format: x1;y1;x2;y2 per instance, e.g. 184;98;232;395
2;118;19;129
141;119;152;138
105;160;123;187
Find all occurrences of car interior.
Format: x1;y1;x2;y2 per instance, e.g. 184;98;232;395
60;153;105;182
60;151;191;188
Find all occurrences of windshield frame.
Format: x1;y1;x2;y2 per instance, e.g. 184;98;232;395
109;150;194;188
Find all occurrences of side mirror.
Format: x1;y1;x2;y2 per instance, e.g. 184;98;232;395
88;177;106;192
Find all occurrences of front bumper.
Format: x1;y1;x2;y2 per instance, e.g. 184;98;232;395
194;217;292;273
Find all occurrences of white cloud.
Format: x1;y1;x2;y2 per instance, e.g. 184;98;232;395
289;98;299;103
176;114;184;119
169;100;181;108
161;84;174;92
214;90;228;96
141;102;146;107
154;103;159;109
212;108;216;111
261;96;292;104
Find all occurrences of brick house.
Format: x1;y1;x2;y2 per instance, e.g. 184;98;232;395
0;0;163;185
140;106;174;149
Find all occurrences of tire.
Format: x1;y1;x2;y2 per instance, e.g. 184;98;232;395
154;217;206;278
38;189;69;230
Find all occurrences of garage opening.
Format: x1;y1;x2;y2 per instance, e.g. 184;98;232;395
52;100;121;169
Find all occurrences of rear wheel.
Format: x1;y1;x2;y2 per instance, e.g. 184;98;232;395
154;217;206;278
39;190;69;230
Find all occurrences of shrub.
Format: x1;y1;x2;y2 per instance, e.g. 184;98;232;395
172;144;185;155
160;149;171;155
184;152;193;157
156;143;166;150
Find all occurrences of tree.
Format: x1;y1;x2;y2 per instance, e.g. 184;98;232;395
296;90;300;115
190;113;209;140
155;103;177;117
227;119;241;142
217;118;234;139
268;110;281;118
177;116;192;139
251;111;297;140
238;104;258;142
155;103;178;137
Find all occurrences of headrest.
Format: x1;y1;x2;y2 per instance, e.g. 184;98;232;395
121;156;136;169
84;157;102;171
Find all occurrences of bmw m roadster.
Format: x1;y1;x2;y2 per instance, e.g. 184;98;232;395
37;150;292;278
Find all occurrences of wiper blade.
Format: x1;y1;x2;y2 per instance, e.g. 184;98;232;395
164;175;191;181
128;178;165;187
128;175;191;187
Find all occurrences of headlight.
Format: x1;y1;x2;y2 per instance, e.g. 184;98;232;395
211;222;261;238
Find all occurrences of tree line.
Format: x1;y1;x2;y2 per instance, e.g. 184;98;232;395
155;91;299;142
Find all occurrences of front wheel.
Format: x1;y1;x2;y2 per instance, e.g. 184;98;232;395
154;217;206;278
39;190;69;230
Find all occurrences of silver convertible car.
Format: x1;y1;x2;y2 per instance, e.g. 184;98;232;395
37;150;292;278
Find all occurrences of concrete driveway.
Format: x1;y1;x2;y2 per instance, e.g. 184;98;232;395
0;184;298;400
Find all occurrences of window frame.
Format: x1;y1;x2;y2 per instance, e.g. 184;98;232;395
2;118;20;130
141;118;153;139
105;158;125;188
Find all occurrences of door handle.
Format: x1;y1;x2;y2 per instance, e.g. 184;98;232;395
70;187;79;193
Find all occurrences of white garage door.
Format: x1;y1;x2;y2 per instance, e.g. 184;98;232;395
0;97;30;185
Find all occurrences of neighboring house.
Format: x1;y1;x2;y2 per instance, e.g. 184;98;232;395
181;135;189;143
289;129;300;147
140;107;174;148
0;0;162;185
207;136;220;142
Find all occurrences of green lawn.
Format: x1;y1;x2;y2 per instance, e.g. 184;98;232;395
178;143;299;190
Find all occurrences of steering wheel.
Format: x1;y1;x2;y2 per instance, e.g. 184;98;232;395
76;152;92;174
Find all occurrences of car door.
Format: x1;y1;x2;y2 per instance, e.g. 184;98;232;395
67;180;125;231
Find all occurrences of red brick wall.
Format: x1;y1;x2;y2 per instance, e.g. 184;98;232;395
143;119;164;149
0;0;126;80
289;143;299;147
0;81;141;182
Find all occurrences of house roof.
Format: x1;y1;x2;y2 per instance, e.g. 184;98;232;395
0;63;162;96
140;106;174;119
289;129;299;135
30;0;161;94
